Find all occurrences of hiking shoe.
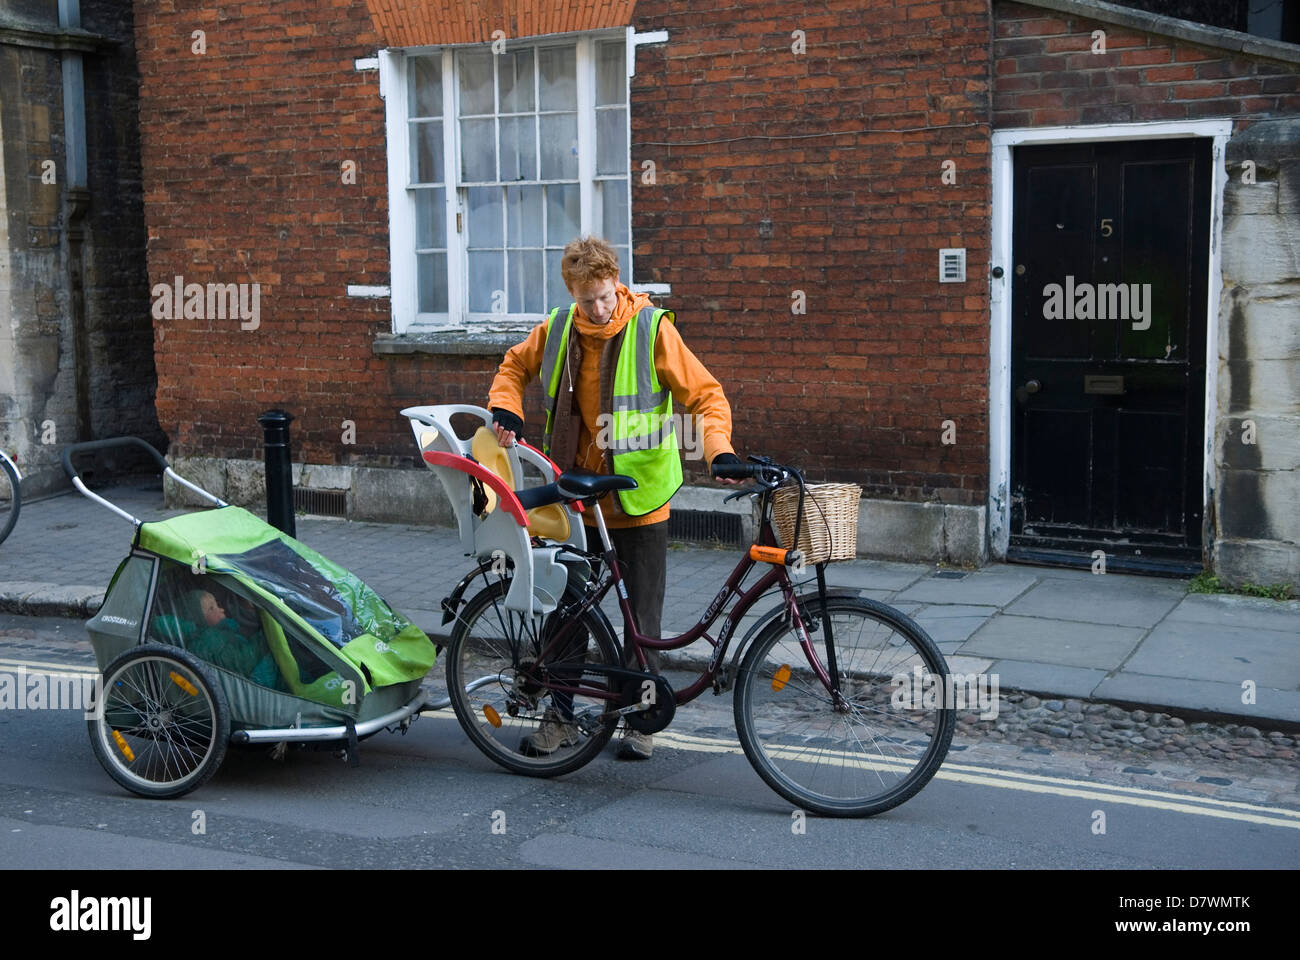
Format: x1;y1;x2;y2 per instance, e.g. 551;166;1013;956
617;729;653;760
519;710;580;756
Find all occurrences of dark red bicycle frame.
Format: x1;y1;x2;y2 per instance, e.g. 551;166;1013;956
524;511;839;709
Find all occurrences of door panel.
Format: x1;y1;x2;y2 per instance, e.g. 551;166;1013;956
1118;158;1193;362
1022;408;1090;527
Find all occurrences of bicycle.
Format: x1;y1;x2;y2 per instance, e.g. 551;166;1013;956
433;445;956;817
0;449;20;546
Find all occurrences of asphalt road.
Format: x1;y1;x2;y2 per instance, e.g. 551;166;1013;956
1;615;1297;870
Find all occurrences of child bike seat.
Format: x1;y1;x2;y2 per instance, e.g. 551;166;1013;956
402;403;587;617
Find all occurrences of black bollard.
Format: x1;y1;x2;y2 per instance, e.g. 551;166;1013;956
258;410;296;537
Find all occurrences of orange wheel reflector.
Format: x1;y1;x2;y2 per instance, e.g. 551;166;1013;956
771;664;792;692
112;729;135;763
169;671;197;696
483;704;502;728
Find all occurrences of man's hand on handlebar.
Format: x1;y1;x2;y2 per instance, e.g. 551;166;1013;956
711;454;797;492
711;452;744;486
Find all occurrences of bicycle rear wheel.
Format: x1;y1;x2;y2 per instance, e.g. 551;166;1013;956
734;595;955;817
445;577;621;777
0;456;19;545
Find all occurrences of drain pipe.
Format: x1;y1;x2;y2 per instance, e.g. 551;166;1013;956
59;0;92;443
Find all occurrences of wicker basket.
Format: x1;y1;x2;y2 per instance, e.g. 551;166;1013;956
771;483;861;564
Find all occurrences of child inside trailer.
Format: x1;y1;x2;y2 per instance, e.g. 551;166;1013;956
150;576;285;691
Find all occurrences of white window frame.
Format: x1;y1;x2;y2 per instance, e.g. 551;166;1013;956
380;31;633;335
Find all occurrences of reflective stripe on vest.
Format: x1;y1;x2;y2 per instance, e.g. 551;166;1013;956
540;304;576;444
539;303;683;516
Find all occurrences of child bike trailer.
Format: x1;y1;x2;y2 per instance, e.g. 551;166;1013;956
66;438;439;798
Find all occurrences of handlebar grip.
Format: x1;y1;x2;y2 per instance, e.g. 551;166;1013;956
711;462;759;480
62;437;168;483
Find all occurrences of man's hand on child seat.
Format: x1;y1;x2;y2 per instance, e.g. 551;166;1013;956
491;408;523;447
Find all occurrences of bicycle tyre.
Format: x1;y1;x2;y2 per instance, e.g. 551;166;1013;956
87;643;230;798
0;456;19;545
734;595;955;817
445;578;621;778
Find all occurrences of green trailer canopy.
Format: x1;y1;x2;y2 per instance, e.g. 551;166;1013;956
135;505;436;701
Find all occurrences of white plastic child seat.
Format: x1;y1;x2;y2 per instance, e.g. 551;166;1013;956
400;404;586;616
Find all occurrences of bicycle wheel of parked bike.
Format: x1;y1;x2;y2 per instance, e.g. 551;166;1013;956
0;456;19;546
734;595;955;817
445;578;621;778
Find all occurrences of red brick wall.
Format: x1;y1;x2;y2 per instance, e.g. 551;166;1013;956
136;1;479;466
139;0;994;505
630;0;992;504
994;1;1300;129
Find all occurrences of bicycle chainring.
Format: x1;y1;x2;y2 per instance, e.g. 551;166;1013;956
618;675;676;734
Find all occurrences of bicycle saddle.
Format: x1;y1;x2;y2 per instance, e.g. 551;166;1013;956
516;472;637;510
557;472;637;498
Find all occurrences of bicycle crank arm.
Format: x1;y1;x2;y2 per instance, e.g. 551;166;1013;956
611;702;654;718
556;664;678;735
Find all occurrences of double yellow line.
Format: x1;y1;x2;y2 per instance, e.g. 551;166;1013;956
653;728;1300;830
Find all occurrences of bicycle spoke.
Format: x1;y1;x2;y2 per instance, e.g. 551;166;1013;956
446;577;619;776
735;597;954;816
115;670;162;715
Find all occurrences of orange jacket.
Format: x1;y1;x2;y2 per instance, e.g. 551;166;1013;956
489;284;734;528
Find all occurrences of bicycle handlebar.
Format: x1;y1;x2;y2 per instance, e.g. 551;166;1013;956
711;457;799;487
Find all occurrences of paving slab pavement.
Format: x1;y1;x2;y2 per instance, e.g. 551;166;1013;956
1;479;1297;728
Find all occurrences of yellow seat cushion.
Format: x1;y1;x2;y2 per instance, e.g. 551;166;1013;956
470;427;570;541
470;427;509;516
525;504;570;541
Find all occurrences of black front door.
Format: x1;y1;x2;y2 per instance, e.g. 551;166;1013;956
1009;138;1211;573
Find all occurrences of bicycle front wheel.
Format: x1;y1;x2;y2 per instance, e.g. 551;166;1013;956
0;456;19;545
445;578;621;778
734;596;955;817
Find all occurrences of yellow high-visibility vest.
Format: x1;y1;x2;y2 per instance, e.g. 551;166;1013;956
540;303;683;516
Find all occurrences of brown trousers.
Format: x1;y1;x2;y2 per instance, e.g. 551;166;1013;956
607;521;668;673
